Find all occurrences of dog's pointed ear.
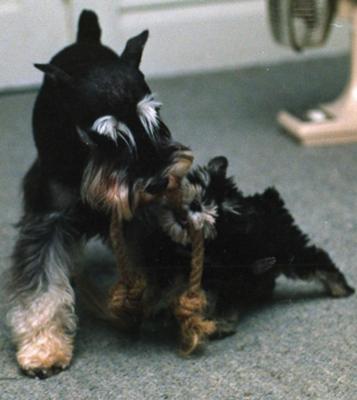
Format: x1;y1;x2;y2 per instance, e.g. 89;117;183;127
34;63;73;85
77;10;101;44
121;30;149;68
208;156;228;177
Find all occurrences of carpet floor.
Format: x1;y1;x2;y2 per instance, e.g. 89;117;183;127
0;56;356;400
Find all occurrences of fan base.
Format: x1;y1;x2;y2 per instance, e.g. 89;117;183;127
278;109;357;146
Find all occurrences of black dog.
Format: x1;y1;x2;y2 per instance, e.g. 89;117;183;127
6;10;191;378
125;156;354;336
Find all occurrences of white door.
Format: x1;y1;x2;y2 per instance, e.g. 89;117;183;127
0;0;347;90
113;0;270;77
71;0;276;77
0;0;71;90
72;0;349;78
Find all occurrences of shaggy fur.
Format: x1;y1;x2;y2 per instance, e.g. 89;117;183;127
124;156;354;339
6;9;190;378
6;9;354;378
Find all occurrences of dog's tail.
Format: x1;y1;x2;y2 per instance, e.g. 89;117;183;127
77;10;101;44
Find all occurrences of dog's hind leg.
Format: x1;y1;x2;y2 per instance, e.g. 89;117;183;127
6;211;81;378
282;245;354;298
252;188;354;298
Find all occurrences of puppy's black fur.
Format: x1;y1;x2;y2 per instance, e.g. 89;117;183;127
128;156;354;334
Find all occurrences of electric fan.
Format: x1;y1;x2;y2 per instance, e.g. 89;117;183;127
268;0;357;145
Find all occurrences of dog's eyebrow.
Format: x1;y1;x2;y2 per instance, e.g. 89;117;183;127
92;115;136;155
92;115;117;141
137;93;162;141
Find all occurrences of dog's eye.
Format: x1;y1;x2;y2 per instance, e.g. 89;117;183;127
145;177;169;195
190;199;202;212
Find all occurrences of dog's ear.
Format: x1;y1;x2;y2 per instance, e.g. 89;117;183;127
34;63;73;86
121;30;149;68
207;156;228;177
77;10;101;44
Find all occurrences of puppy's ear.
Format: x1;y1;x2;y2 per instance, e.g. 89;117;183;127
121;30;149;68
34;63;73;85
208;156;228;177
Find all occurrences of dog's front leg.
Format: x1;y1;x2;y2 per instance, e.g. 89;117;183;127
6;211;81;378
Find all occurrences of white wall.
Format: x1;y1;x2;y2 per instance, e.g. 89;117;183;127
117;0;350;77
0;0;351;90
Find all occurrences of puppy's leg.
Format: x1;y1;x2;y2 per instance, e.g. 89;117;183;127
283;246;354;298
249;188;354;297
6;212;80;378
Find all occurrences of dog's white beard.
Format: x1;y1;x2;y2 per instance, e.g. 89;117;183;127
81;160;135;220
159;203;217;245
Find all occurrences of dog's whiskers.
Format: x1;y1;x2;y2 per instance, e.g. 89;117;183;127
117;122;137;157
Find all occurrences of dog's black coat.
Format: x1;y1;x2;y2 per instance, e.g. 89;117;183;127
28;11;185;217
34;14;163;185
7;10;190;378
14;10;188;263
130;156;354;319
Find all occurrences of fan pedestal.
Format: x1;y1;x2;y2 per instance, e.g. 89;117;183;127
278;100;357;146
278;0;357;146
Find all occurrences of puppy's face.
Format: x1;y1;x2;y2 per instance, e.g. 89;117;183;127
159;156;241;244
187;156;239;216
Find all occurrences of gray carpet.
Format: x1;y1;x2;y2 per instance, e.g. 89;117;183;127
0;56;356;400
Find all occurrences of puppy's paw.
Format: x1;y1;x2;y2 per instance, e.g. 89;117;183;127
317;271;355;298
17;330;73;379
209;315;238;340
328;282;355;298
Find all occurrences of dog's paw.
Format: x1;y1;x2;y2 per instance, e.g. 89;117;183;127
17;331;73;379
328;282;355;298
210;319;237;340
317;271;355;298
22;365;68;379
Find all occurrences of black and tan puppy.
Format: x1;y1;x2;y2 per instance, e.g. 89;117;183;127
6;10;191;378
128;156;354;335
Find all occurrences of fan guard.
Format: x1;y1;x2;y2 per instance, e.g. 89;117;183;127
269;0;337;51
268;0;357;145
